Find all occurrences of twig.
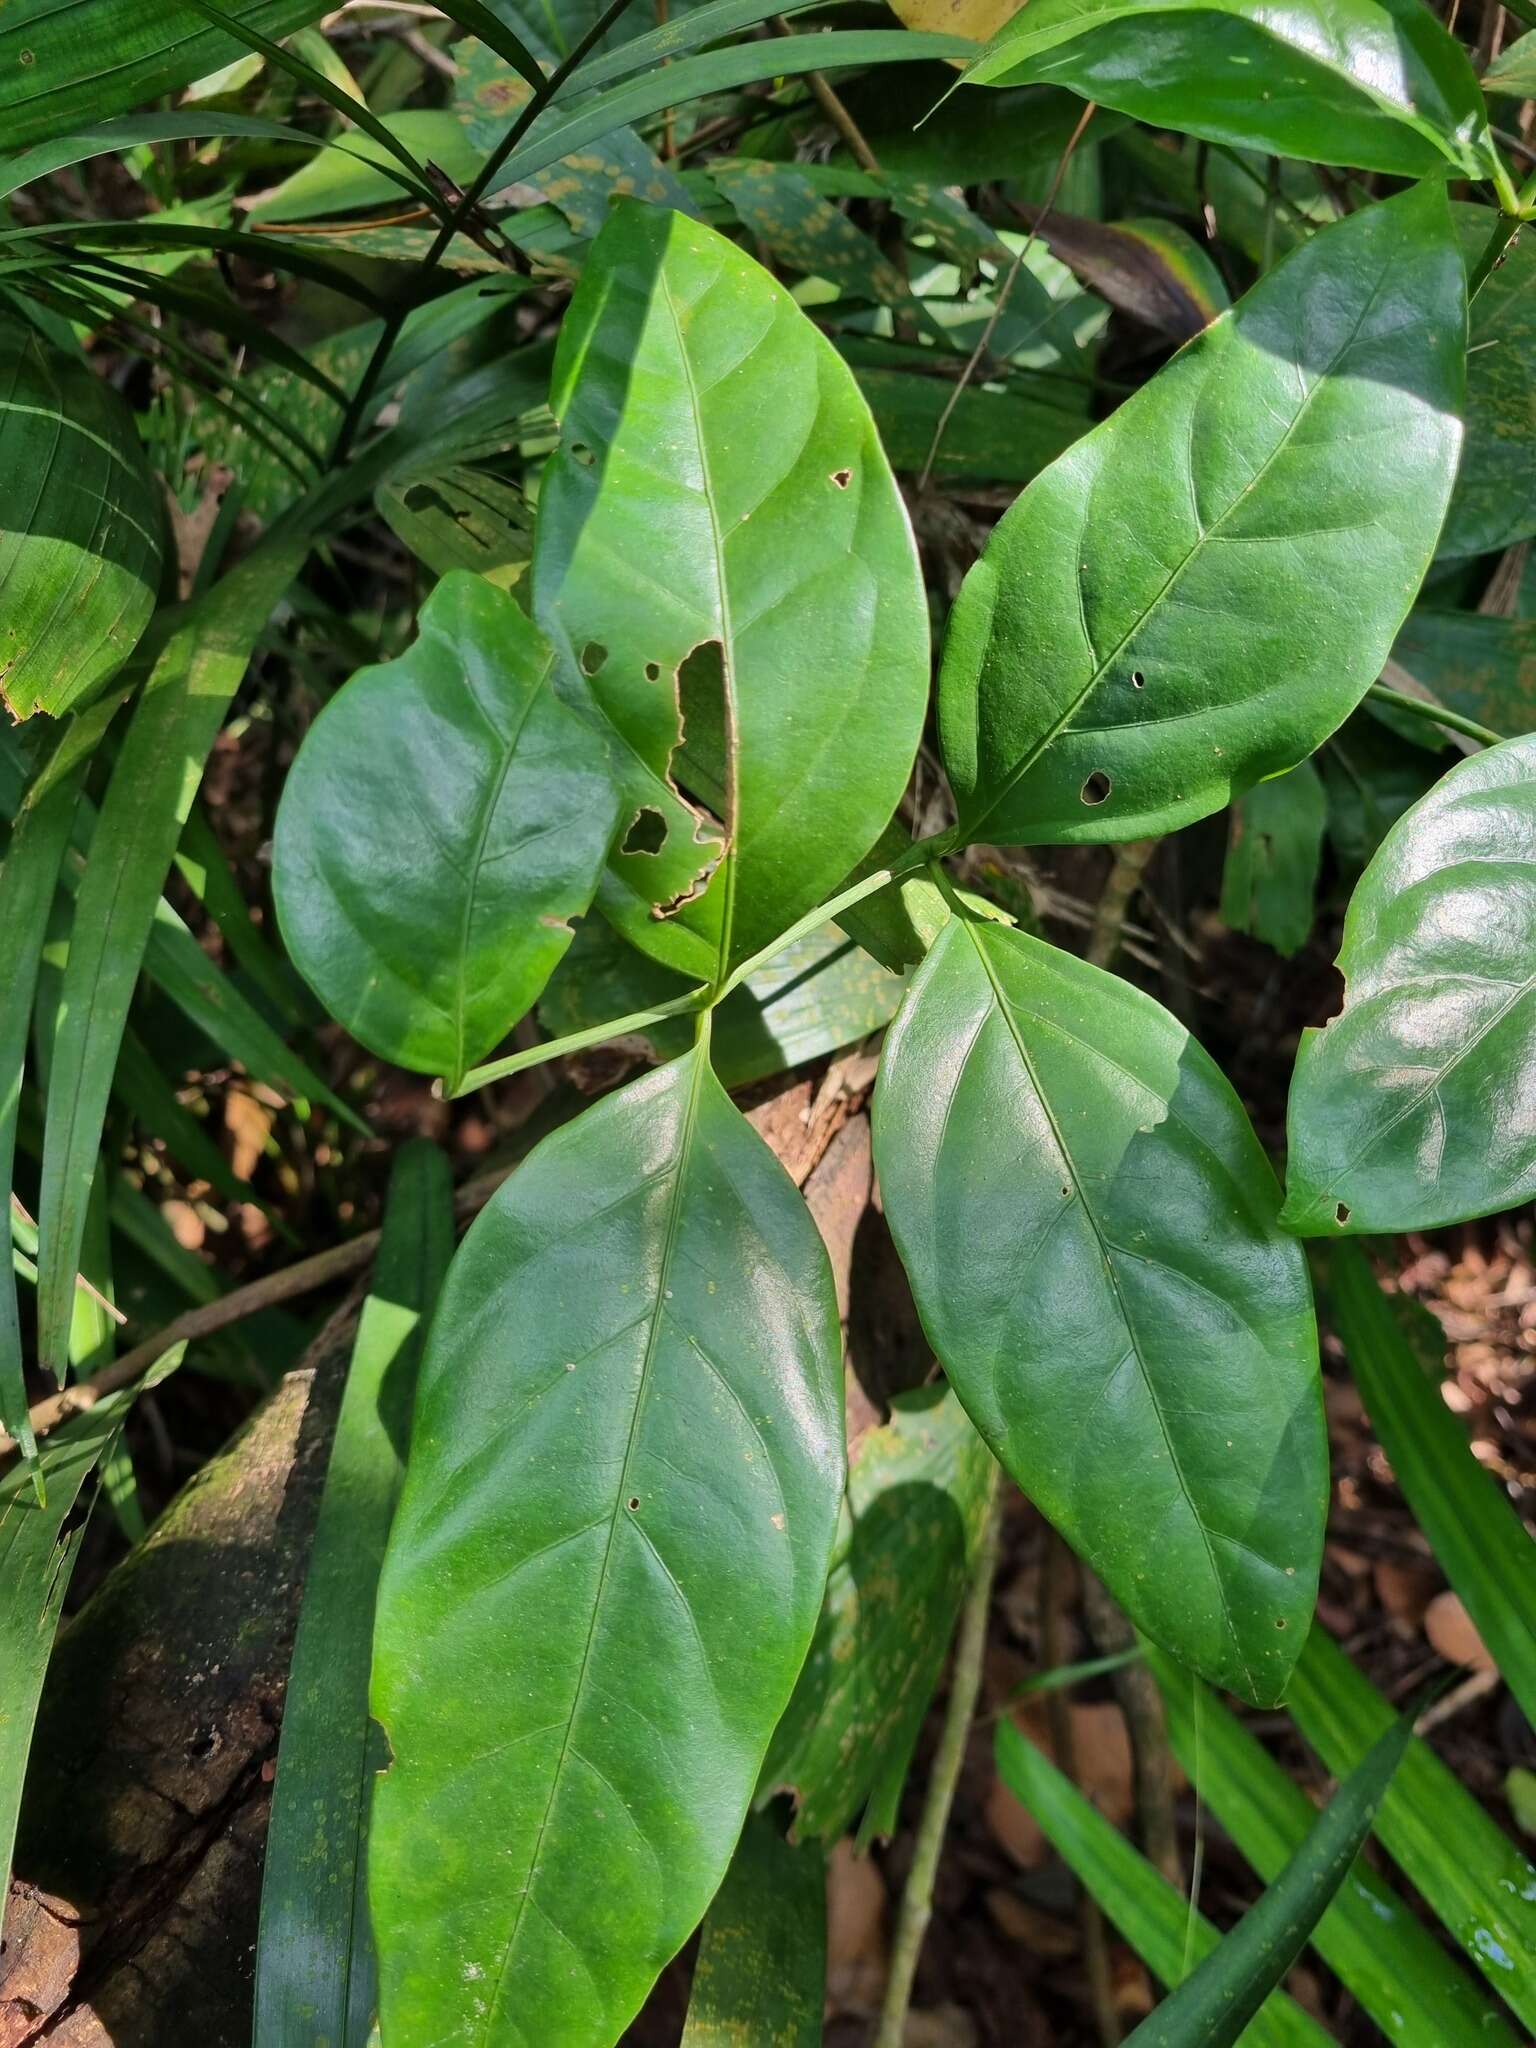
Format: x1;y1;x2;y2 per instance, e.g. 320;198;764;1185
771;17;882;174
0;1164;515;1461
11;1193;125;1325
1086;839;1159;971
1043;1530;1121;2047
874;1467;1002;2048
917;101;1095;491
1414;1664;1502;1734
1081;1570;1181;1888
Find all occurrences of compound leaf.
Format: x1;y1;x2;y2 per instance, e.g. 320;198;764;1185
939;183;1464;848
274;572;620;1091
533;200;928;983
963;0;1497;181
873;913;1324;1705
1283;734;1536;1235
369;1044;845;2044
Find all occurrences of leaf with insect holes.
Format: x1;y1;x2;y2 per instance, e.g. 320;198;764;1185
368;1044;844;2044
1283;734;1536;1236
962;0;1498;181
873;914;1325;1705
533;199;929;984
938;183;1464;850
274;573;621;1090
0;310;161;723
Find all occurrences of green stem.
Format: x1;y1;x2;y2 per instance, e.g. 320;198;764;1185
449;987;710;1096
329;0;642;467
1366;681;1505;749
1469;209;1523;302
874;1468;1003;2048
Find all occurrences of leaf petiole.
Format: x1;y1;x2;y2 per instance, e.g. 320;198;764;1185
1366;680;1506;748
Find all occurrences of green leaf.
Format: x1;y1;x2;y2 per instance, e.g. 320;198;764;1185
851;365;1087;485
1220;763;1326;959
254;1140;453;2048
273;572;621;1090
1440;205;1536;562
0;308;162;723
1485;30;1536;95
1287;1622;1536;2026
533;200;929;983
0;1346;184;1934
710;159;918;308
35;540;305;1379
375;465;533;588
994;1717;1333;2048
962;0;1497;181
761;1384;994;1845
486;34;977;198
1283;735;1536;1235
1122;1710;1411;2048
246;109;477;222
872;912;1324;1705
680;1814;826;2048
1391;608;1536;739
369;1042;845;2043
1149;1647;1522;2048
938;182;1465;848
0;763;81;1471
0;1;326;149
1323;1243;1536;1727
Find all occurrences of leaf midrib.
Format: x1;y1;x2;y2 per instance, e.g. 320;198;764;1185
962;918;1257;1694
482;1048;708;2044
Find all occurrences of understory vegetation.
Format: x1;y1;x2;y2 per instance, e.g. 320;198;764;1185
2;0;1536;2043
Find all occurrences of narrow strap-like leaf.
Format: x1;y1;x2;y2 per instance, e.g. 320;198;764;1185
1327;1242;1536;1727
0;765;84;1476
254;1140;453;2048
35;540;306;1379
1122;1712;1411;2048
994;1717;1331;2047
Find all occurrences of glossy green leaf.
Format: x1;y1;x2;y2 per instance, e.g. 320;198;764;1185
1122;1711;1411;2048
534;200;929;983
35;540;304;1379
1220;763;1326;959
245;108;472;222
762;1384;993;1844
274;572;620;1090
1283;735;1536;1235
873;912;1324;1705
680;1814;826;2048
994;1718;1332;2048
0;309;161;723
369;1043;844;2044
938;183;1464;848
1288;1622;1536;2026
254;1141;452;2048
963;0;1497;181
0;1;325;149
1441;205;1536;562
1149;1647;1521;2048
1324;1243;1536;1727
0;1345;184;1936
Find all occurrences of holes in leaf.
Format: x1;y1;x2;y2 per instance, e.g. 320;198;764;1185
831;468;852;489
580;641;608;676
569;441;595;467
1130;670;1146;689
672;638;730;836
644;660;661;682
1274;1618;1288;1630
627;1496;641;1511
623;807;668;856
1080;770;1112;806
1335;1202;1351;1226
